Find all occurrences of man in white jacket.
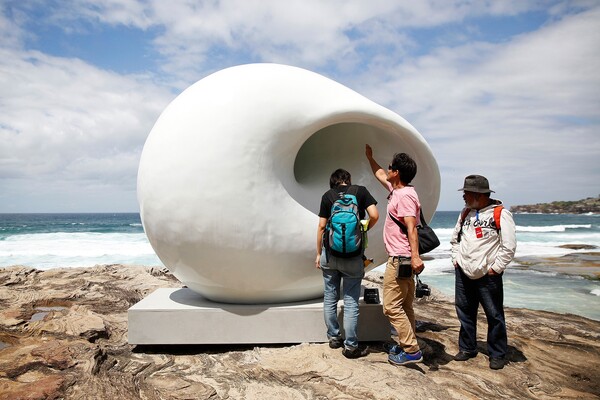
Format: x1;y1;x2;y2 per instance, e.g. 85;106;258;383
450;175;517;370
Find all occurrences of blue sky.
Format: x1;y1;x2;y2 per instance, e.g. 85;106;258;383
0;0;599;212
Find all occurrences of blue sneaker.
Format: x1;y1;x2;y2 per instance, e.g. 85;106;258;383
383;342;401;355
388;350;423;366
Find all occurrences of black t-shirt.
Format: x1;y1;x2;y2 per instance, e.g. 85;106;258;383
318;185;377;220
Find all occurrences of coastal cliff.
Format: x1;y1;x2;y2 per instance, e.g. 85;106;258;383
1;265;599;399
510;196;600;214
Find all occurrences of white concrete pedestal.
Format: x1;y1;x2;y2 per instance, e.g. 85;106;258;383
128;287;392;345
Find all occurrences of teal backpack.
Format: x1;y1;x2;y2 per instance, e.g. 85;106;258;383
324;186;363;258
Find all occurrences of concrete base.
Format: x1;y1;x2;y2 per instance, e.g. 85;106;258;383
128;287;392;345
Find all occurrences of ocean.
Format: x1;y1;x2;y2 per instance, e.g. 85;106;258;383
1;212;599;320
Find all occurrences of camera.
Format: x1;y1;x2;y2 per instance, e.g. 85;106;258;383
363;288;380;304
415;276;431;298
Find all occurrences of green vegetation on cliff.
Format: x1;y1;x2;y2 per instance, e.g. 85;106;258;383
510;196;600;214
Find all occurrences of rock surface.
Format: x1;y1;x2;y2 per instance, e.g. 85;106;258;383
513;251;600;280
1;265;599;399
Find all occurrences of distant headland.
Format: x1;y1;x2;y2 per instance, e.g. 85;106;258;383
510;196;600;214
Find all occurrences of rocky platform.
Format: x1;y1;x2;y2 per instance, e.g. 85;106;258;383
0;265;599;399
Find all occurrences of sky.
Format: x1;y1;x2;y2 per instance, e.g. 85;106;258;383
0;0;598;213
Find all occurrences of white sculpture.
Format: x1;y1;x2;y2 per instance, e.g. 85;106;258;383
137;63;440;304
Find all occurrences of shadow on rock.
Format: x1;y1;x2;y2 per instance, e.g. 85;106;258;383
416;320;449;333
132;342;292;355
420;336;454;370
475;341;527;364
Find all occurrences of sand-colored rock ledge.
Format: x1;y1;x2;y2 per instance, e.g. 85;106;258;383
0;265;598;399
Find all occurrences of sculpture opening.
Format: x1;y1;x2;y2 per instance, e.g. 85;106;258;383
292;122;435;215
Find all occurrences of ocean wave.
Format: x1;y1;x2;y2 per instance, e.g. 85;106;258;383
591;289;600;297
0;232;158;268
508;267;555;275
432;228;455;235
516;224;592;232
129;223;143;227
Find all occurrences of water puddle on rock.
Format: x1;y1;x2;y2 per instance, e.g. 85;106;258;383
0;341;9;351
30;306;67;322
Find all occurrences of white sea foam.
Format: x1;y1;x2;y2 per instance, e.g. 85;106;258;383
0;232;162;269
592;289;600;297
516;224;591;232
432;228;455;236
508;268;560;277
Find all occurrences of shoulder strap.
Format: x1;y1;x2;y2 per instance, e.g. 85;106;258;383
388;207;428;234
388;212;407;234
460;208;471;224
493;205;503;230
325;188;339;206
457;208;471;243
418;208;428;227
327;185;358;203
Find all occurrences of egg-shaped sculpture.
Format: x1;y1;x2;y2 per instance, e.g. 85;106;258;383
138;63;440;304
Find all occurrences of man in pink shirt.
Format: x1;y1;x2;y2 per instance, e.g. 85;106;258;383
365;144;424;366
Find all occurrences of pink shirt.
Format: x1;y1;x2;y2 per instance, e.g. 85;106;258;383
383;183;421;257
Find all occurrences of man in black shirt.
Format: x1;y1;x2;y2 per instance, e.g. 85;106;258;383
316;168;379;358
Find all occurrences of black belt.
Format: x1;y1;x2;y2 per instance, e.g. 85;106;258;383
389;255;410;260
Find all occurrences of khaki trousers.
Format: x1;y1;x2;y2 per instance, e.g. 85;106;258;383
383;256;419;353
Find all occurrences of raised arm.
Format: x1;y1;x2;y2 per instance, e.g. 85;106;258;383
365;144;389;190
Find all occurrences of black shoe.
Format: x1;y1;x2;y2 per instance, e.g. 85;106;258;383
329;336;343;349
454;351;477;361
342;346;362;359
489;357;505;370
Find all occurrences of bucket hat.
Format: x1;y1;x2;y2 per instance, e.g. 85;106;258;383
458;174;494;193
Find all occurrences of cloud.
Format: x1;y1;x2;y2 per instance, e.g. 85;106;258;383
337;6;600;209
0;46;174;211
0;48;172;176
0;0;598;211
26;1;560;83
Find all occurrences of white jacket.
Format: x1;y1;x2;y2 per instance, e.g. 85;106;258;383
450;200;517;279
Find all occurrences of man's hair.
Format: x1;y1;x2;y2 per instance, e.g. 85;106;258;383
329;168;352;188
391;153;417;184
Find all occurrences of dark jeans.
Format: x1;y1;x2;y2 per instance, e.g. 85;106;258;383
455;267;507;359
